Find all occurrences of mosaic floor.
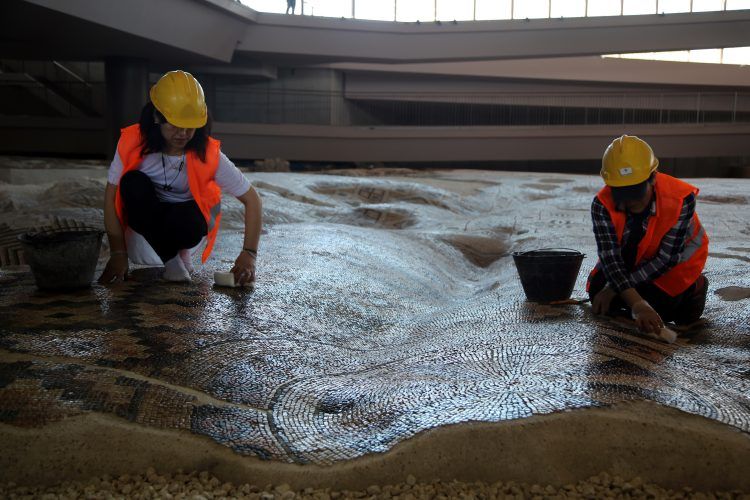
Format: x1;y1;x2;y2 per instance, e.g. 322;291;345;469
1;169;749;466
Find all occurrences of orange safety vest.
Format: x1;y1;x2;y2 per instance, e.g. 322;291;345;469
587;172;708;297
114;124;222;263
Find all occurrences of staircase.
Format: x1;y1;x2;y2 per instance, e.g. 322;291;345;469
0;59;105;118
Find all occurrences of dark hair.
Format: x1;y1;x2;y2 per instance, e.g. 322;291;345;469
138;102;212;162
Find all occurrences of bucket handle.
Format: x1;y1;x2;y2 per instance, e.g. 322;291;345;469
514;248;585;256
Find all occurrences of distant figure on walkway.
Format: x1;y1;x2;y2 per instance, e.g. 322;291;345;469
588;135;709;334
286;0;296;14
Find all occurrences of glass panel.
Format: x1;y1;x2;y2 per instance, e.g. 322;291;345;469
587;0;623;16
551;0;586;17
691;0;724;11
396;0;434;21
240;0;286;13
306;0;351;17
623;0;656;14
436;0;474;20
689;49;722;63
475;0;512;19
648;50;690;61
657;0;691;13
355;0;396;20
723;46;750;64
726;0;750;9
618;51;652;59
514;0;550;18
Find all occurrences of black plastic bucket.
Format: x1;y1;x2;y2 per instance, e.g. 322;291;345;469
18;228;104;290
512;248;585;303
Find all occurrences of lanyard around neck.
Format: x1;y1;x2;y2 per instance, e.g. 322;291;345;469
161;153;185;191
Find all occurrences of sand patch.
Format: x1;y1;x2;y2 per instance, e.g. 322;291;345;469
537;178;574;184
441;234;509;267
333;207;416;229
312;183;453;211
521;183;558;191
700;194;748;205
714;286;750;301
253;181;332;207
525;192;556;201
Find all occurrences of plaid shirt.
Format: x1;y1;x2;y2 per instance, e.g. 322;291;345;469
591;193;696;293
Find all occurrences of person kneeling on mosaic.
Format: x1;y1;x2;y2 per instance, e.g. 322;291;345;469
588;135;709;335
99;70;262;284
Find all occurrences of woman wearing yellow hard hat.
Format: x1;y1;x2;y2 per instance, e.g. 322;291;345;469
98;70;262;284
587;135;709;336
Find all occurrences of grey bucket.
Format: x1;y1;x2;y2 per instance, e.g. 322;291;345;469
512;248;585;303
18;228;104;290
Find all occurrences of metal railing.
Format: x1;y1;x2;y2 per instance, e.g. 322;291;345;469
212;88;750;127
245;0;746;22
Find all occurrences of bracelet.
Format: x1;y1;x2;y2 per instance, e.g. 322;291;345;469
243;247;257;258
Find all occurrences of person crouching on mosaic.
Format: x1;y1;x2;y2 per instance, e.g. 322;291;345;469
98;70;262;284
588;135;709;335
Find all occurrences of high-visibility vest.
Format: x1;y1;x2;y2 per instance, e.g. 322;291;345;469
588;172;708;297
114;124;222;263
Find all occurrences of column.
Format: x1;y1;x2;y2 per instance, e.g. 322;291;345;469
104;57;149;157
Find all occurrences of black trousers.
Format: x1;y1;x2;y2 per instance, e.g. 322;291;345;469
120;170;207;262
588;269;708;325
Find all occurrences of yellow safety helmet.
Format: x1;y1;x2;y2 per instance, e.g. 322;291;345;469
149;70;207;129
601;135;659;187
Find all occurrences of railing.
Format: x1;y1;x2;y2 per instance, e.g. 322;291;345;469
212;88;750;127
244;0;749;22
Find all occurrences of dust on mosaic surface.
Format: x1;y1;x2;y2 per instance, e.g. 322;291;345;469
1;168;749;465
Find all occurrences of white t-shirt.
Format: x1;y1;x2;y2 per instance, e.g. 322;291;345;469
108;143;251;203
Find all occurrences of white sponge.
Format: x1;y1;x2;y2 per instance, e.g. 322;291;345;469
658;327;678;344
213;272;237;287
213;272;254;288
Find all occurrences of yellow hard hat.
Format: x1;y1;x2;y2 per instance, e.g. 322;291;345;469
601;135;659;187
149;70;207;129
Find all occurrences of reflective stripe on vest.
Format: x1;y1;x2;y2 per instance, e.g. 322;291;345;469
587;172;709;297
208;201;221;233
114;124;223;263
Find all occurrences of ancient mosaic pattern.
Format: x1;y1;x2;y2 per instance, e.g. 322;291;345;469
1;172;749;465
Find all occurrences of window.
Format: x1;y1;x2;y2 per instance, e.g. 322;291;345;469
688;49;722;63
241;0;285;13
513;0;550;19
475;0;513;20
691;0;725;11
306;0;351;17
551;0;586;18
396;0;434;21
657;0;691;13
356;0;395;20
588;0;623;16
726;0;750;9
436;0;475;21
723;47;750;64
623;0;656;15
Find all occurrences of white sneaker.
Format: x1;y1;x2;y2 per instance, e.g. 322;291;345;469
124;228;162;266
163;255;191;282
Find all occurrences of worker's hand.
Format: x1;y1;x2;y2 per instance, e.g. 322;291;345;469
231;251;256;286
631;300;663;335
592;285;617;315
98;254;129;284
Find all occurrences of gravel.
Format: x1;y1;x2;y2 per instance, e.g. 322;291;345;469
1;469;748;499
